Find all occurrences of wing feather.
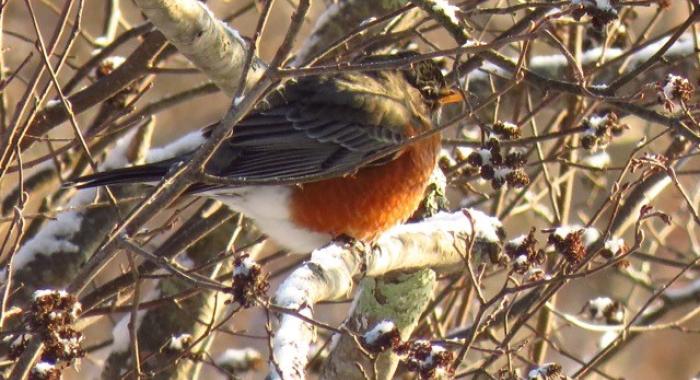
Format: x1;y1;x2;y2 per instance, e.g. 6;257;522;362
72;73;418;189
209;83;412;182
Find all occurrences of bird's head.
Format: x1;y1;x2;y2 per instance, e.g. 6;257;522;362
401;59;463;109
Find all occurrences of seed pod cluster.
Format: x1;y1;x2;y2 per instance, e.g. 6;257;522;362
467;122;530;190
580;112;626;151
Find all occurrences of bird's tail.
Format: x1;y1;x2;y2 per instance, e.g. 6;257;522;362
65;162;171;189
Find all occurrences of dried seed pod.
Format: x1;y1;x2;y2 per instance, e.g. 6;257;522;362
506;168;530;188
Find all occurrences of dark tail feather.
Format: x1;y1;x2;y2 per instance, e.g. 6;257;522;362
65;164;170;189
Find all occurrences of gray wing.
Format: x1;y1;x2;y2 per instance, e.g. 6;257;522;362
70;73;418;191
204;103;409;184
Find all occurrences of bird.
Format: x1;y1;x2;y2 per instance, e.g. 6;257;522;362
70;56;461;253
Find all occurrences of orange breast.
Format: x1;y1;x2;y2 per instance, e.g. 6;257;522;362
290;135;440;240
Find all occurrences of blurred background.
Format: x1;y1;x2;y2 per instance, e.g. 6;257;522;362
1;0;699;379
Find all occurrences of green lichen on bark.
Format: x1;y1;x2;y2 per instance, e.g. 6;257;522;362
321;268;436;379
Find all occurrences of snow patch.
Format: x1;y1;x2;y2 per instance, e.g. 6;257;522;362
383;209;503;243
493;167;513;181
588;114;609;129
604;237;624;254
216;347;261;369
234;256;258;277
363;320;396;345
528;363;561;379
46;99;61;108
146;131;206;163
102;56;126;69
599;330;619;348
100;128;139;170
33;289;69;300
476;148;492;165
13;188;96;270
168;333;192;351
552;225;599;246
32;362;56;376
431;0;460;25
109;288;160;353
581;151;611;168
507;234;527;247
588;296;614;320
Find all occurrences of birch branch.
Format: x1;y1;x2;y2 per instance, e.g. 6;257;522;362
132;0;265;95
268;209;503;380
320;270;437;380
319;170;449;380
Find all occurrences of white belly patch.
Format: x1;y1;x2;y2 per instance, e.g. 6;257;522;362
204;186;332;253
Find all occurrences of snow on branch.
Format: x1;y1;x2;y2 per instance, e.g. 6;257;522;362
146;130;206;163
106;288;161;355
133;0;265;95
663;277;700;301
216;347;263;374
99;217;247;378
13;128;144;273
413;0;468;45
530;33;696;75
268;209;503;379
467;33;696;85
8;123;154;304
12;187;96;271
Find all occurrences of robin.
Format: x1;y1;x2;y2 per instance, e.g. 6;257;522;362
71;57;461;252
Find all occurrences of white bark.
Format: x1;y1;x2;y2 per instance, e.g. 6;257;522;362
321;270;437;380
268;209;503;380
133;0;265;95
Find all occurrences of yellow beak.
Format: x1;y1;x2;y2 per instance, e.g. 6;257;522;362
438;89;464;105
